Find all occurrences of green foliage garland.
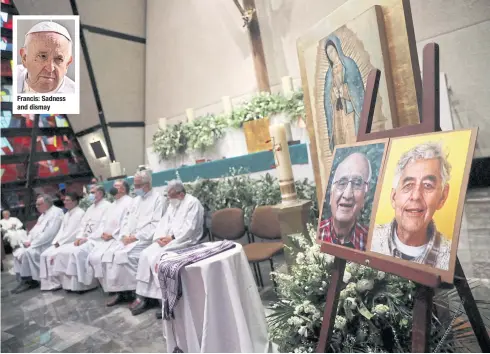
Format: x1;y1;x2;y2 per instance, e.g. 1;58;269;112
152;91;306;161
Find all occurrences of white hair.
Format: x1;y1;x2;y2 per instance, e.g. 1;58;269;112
333;152;372;183
167;179;185;194
134;169;153;187
37;194;53;207
392;142;452;189
23;32;72;56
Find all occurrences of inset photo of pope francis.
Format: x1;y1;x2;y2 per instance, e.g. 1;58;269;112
370;130;476;273
14;17;77;94
317;141;387;251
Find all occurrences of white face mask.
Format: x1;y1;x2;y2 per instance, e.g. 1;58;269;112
169;198;181;208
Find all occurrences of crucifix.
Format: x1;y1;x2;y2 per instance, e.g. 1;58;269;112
233;0;271;93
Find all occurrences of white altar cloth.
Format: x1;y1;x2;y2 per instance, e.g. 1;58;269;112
161;243;270;353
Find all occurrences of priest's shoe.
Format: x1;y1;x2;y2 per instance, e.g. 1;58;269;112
13;280;39;294
130;297;149;316
156;310;162;320
106;293;124;307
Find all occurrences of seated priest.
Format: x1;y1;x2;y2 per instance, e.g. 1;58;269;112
130;179;204;317
1;209;24;249
87;179;133;292
39;192;85;290
53;185;111;291
105;169;163;307
12;195;64;294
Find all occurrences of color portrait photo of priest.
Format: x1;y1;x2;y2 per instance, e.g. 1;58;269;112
15;19;75;94
318;142;387;251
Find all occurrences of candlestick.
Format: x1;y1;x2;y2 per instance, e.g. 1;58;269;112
269;124;297;203
281;76;293;97
158;117;167;130
186;108;195;123
110;161;122;177
222;96;233;114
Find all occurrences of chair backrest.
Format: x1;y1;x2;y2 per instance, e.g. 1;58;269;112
211;208;246;240
249;206;281;240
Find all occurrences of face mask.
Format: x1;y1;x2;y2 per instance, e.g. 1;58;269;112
87;193;95;202
169;198;181;207
134;188;145;197
109;187;118;196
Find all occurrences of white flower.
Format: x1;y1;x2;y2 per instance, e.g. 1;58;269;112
343;271;352;283
334;315;347;330
298;326;308;337
373;304;390;315
377;271;386;280
356;279;374;293
296;252;305;264
345;297;357;310
287;316;304;326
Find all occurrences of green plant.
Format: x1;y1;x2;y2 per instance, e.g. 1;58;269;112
152;90;306;159
152;122;188;160
268;226;489;353
185;114;228;151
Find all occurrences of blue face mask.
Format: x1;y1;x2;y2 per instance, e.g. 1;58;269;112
87;193;95;202
134;188;145;197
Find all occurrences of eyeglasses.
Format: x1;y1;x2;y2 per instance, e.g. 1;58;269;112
333;177;367;192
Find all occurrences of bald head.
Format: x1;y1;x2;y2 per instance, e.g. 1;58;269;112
333;152;371;184
20;31;73;93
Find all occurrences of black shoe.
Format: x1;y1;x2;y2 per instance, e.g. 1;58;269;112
156;310;162;320
13;282;32;294
12;281;27;293
130;297;149;316
106;293;123;307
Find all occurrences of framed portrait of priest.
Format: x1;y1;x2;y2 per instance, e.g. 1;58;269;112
12;15;80;114
317;139;388;251
368;129;478;283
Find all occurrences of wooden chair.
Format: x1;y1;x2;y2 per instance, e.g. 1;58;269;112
243;206;284;289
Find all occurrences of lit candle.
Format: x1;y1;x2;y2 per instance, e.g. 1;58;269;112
281;76;293;97
186;108;195;123
110;161;122;177
158;117;167;130
269;124;297;203
222;96;233;114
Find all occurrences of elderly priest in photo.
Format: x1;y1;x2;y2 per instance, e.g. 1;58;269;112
318;152;370;251
39;192;85;290
105;169;163;307
53;185;111;291
17;21;75;94
12;194;64;294
371;143;451;270
87;179;133;293
130;179;204;317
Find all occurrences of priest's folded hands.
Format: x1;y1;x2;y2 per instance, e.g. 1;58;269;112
156;236;173;247
101;233;113;241
74;238;88;246
122;235;138;245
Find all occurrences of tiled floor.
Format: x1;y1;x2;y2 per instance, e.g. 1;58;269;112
1;188;490;352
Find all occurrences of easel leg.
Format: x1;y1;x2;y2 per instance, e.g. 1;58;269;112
454;257;490;352
316;257;346;353
411;285;434;352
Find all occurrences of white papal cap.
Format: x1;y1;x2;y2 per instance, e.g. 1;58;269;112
25;21;72;42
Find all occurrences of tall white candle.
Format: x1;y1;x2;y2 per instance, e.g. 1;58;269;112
158;117;167;130
281;76;293;96
186;108;195;123
269;124;294;181
222;96;233;114
110;161;122;177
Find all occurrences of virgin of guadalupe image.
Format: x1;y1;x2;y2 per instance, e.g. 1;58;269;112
323;35;365;151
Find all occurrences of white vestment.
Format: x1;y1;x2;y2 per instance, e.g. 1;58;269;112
53;199;111;291
39;206;85;290
87;195;133;291
105;189;163;292
13;206;64;280
16;65;76;94
0;217;24;248
136;194;204;299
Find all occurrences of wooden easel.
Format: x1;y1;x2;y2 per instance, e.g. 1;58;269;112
316;43;490;353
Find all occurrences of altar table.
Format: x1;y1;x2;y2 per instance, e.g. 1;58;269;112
161;243;270;353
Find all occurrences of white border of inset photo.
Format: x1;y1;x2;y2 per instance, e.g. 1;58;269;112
12;15;80;114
